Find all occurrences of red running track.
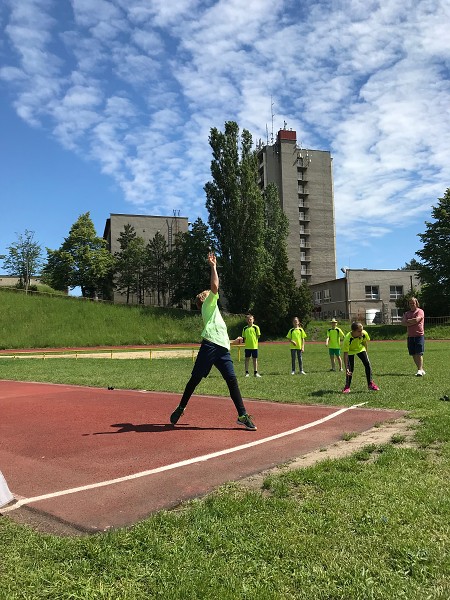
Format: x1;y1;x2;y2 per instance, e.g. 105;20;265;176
0;380;403;534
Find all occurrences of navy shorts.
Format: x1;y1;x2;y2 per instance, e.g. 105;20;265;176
192;339;236;380
245;349;258;358
407;336;425;356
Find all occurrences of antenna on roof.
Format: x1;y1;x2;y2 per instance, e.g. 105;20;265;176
270;95;275;145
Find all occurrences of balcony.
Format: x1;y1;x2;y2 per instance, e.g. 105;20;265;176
298;214;311;222
298;201;310;208
299;229;311;235
298;187;309;195
300;255;311;262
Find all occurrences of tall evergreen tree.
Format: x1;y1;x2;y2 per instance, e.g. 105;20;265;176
42;213;113;298
145;231;170;306
205;121;265;313
169;218;214;306
114;225;146;304
415;188;450;315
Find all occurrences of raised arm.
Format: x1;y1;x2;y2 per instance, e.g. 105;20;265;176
207;251;219;294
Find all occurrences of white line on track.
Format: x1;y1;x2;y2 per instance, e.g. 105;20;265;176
2;402;367;514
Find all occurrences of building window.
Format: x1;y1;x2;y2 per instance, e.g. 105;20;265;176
391;308;402;323
323;289;331;303
390;285;403;300
365;285;379;300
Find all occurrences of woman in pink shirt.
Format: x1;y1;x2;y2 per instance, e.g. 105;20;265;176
401;297;425;376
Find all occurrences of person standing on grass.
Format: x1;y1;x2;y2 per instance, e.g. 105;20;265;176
286;317;307;375
326;318;345;371
242;314;261;378
342;322;379;393
170;252;257;431
401;297;425;376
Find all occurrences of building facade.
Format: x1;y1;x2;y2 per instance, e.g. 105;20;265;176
257;128;336;285
104;213;189;305
309;269;421;324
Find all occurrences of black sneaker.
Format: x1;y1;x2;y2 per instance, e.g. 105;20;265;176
170;405;185;425
237;414;257;431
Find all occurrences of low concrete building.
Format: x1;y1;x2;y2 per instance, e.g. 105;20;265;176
104;213;189;305
0;275;42;288
310;269;421;324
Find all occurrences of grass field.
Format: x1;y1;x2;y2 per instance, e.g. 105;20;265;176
1;340;450;599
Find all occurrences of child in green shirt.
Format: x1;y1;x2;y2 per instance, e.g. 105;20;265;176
286;317;307;375
242;314;261;377
170;252;256;431
326;318;345;371
342;321;379;393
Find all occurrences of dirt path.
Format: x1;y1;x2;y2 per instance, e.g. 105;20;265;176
238;416;418;492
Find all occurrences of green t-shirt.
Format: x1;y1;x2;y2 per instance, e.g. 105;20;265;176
242;324;260;350
327;327;345;349
286;327;307;349
201;292;230;350
342;330;370;355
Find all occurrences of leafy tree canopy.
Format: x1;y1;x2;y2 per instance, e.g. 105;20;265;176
415;188;450;315
42;212;113;298
2;230;43;292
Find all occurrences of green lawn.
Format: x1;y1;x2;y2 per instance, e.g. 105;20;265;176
1;341;450;599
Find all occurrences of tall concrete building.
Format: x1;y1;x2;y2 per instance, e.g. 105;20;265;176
257;128;336;285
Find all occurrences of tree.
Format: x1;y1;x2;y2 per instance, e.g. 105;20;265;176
42;213;113;298
205;121;265;313
395;288;422;314
400;258;422;271
169;218;214;307
2;230;43;293
114;225;146;304
415;188;450;315
145;231;170;306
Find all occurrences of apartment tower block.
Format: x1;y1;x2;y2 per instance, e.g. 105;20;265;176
257;129;336;284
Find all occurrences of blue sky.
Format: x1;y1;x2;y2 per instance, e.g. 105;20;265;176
1;0;449;277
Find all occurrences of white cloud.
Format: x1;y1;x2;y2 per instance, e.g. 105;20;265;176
1;0;449;247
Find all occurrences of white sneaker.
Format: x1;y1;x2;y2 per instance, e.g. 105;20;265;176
291;371;295;375
415;370;423;377
245;373;250;377
254;373;262;378
300;371;306;375
421;369;426;375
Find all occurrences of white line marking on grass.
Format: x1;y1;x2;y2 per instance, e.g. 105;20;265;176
2;402;367;513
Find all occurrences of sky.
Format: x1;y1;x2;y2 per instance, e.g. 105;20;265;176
1;0;449;280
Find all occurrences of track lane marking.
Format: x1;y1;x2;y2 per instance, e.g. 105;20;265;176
2;402;367;513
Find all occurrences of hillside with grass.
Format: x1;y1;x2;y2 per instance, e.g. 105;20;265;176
0;289;247;349
2;288;449;350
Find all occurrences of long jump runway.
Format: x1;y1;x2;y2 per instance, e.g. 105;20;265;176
0;380;403;534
